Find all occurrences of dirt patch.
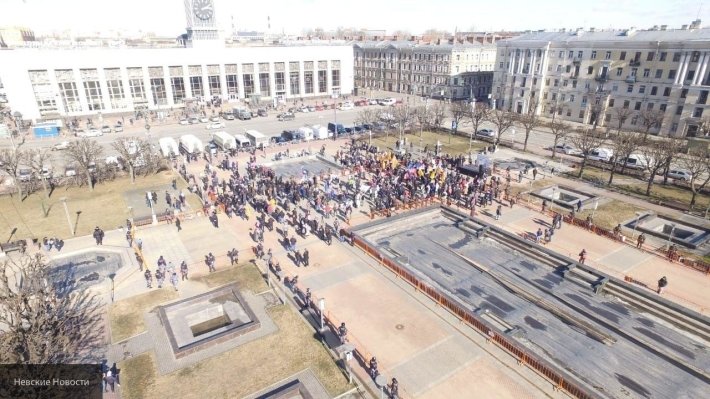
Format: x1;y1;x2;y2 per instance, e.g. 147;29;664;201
109;289;179;343
194;262;268;293
118;305;350;399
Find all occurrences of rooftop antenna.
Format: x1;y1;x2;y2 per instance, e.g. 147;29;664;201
697;2;703;19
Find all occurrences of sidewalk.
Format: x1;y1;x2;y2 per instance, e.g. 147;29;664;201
465;193;710;315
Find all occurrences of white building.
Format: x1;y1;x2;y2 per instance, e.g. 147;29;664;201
0;0;353;121
492;20;710;137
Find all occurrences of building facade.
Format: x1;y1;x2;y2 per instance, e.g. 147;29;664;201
0;0;353;121
353;41;495;102
492;21;710;136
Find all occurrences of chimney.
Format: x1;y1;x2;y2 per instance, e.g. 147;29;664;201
660;25;668;30
681;24;689;30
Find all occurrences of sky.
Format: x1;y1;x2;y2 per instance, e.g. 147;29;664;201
0;0;707;36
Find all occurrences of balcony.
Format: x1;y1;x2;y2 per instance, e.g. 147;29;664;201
572;59;581;65
625;75;636;83
629;60;641;67
594;75;608;82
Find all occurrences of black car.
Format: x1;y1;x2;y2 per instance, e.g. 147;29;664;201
277;112;295;121
281;130;298;142
257;108;268;117
271;135;289;144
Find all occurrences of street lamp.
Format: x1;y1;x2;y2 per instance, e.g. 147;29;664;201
550;186;557;211
631;211;644;239
591;199;599;219
59;197;74;236
666;223;676;250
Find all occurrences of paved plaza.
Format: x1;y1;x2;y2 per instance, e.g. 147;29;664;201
21;136;710;399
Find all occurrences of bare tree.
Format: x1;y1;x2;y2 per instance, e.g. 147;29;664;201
613;107;635;134
356;108;382;129
659;138;686;185
490;109;515;147
570;129;606;178
391;103;415;143
546;97;566;123
413;105;434;147
429;101;447;133
139;140;165;175
112;137;145;183
548;120;571;159
449;101;470;143
26;148;53;198
467;102;490;150
638;108;665;141
696;116;710;137
0;254;105;364
680;149;710;209
517;97;542;151
0;148;27;198
640;140;671;196
65;138;103;191
607;131;643;185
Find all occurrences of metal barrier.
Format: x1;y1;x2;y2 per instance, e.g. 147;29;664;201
352;234;599;399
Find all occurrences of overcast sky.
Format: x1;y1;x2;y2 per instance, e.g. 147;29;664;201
0;0;706;36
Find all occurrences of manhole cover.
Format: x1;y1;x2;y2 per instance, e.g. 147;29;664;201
395;324;405;330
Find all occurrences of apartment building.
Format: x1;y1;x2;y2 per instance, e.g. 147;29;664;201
353;41;496;102
492;20;710;137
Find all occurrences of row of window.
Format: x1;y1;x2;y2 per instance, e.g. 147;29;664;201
358;51;451;62
507;48;703;63
32;70;340;114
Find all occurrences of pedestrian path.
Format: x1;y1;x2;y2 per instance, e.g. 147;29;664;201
471;199;710;315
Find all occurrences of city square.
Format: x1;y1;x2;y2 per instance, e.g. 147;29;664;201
2;1;710;399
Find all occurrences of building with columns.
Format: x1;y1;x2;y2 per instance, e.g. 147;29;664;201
0;0;353;121
492;20;710;137
353;41;495;102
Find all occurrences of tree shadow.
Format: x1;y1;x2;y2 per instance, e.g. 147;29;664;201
73;211;82;235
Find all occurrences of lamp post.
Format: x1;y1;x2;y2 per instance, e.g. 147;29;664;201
631;211;644;239
591;199;599;219
147;191;158;225
59;197;74;236
550;186;557;212
666;223;676;250
318;298;325;332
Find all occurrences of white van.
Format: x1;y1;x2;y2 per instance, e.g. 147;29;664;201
234;134;251;148
297;126;314;141
159;137;179;158
624;153;649;169
588;148;614;162
310;125;329;140
212;131;237;151
245;130;270;148
179;134;203;155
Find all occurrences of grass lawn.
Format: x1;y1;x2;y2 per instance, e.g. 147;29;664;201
109;289;179;343
576;200;647;231
119;305;351;399
194;261;269;293
360;130;488;155
569;164;710;212
0;170;202;241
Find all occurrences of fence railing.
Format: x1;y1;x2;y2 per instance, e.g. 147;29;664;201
351;234;601;399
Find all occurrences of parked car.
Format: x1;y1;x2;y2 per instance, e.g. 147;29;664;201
179;118;189;125
379;98;396;106
16;168;32;182
368;99;378;105
101;125;112;134
298;106;310;113
270;135;289;144
188;117;199;124
339;102;354;110
476;128;497;138
588;148;614;162
210;116;220;122
277;112;295;121
205;121;225;130
65;165;77;177
667;169;692;181
257;108;268;117
52;141;71;151
223;113;235;121
113;124;124;132
551;143;582;156
77;129;102;137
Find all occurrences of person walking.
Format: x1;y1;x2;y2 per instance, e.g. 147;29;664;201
535;228;543;244
302;288;312;311
144;269;153;288
155;269;164;288
495;205;502;221
303;249;310;267
532;168;538;180
578;249;587;264
637;233;646;249
180;261;189;280
125;230;133;247
175;217;182;232
657;276;668;294
338;322;348;344
170;272;179;291
103;371;116;393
